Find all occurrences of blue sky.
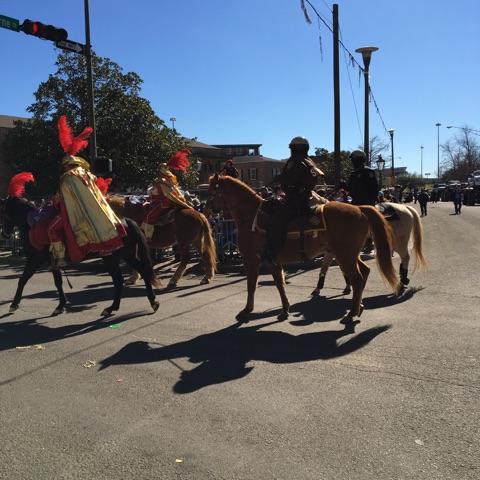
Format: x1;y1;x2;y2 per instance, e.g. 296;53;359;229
1;0;479;177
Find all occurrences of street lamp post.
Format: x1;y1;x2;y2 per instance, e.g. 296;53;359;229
388;128;395;185
446;125;480;137
355;46;378;164
170;117;176;130
435;123;441;181
420;145;424;181
376;154;385;189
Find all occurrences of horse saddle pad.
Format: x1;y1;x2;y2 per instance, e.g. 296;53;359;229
253;204;327;238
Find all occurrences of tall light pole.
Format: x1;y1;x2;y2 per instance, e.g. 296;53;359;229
355;46;378;164
388;128;395;185
435;123;441;181
376;154;385;189
420;145;424;181
446;125;480;137
84;0;97;165
170;117;176;130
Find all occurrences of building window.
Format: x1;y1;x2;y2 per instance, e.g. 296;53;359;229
272;167;281;179
236;147;245;156
248;168;257;180
248;148;256;156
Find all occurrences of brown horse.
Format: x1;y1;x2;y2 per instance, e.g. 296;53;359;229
207;174;398;321
108;196;216;288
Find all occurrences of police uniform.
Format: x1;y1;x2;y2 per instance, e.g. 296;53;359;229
265;137;323;262
347;165;379;206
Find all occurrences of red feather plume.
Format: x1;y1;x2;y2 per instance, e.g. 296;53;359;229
95;177;112;196
167;149;190;172
58;115;93;156
8;172;35;198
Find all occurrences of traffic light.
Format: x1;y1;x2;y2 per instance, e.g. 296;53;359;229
20;19;68;42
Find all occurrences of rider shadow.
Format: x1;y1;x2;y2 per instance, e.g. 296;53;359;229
99;321;391;394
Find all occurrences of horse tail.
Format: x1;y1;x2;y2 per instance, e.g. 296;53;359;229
125;218;155;283
359;206;398;293
198;212;217;275
406;205;427;270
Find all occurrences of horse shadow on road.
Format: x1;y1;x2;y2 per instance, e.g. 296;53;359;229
99;320;391;394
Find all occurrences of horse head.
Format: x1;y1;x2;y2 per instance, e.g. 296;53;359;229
0;196;33;238
206;173;223;215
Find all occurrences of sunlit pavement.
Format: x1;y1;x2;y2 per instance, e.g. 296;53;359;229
1;201;479;480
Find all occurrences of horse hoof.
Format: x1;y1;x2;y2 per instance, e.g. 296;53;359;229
125;279;137;286
166;282;177;290
9;304;19;313
278;310;289;321
358;304;364;317
343;287;352;295
151;301;160;313
340;313;354;324
311;288;320;297
51;307;65;316
236;308;253;321
101;308;116;317
200;277;210;285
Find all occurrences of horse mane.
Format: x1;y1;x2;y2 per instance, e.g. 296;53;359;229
215;175;263;201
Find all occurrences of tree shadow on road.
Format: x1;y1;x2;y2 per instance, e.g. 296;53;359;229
99;320;391;394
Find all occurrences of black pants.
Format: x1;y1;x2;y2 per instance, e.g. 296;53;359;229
454;202;462;214
266;198;307;259
419;202;427;216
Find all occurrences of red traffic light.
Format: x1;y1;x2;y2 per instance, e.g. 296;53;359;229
21;19;68;42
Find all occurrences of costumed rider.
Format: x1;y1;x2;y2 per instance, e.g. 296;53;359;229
48;115;126;268
141;149;193;240
220;159;239;178
347;149;379;252
265;136;324;265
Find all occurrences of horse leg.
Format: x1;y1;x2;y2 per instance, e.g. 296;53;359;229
101;255;124;316
10;258;39;313
237;257;260;319
51;269;70;316
124;256;159;312
125;270;140;286
167;246;190;288
197;238;214;285
311;251;334;296
396;237;411;295
271;264;290;319
336;256;365;323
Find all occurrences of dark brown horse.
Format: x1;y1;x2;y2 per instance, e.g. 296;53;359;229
207;174;398;322
108;196;217;288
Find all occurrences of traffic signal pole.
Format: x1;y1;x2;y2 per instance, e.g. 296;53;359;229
84;0;97;166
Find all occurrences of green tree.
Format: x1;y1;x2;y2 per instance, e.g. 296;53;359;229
3;51;197;195
314;148;353;185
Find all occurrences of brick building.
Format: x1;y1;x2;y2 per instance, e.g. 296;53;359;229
188;140;286;189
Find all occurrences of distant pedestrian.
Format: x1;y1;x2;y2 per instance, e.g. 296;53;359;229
417;189;429;217
452;187;463;214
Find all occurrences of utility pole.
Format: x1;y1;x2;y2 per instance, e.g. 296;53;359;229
332;4;341;188
420;145;424;181
435;123;441;181
84;0;97;165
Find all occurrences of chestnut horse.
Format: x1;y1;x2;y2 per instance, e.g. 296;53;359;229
312;201;426;296
207;174;398;321
108;196;216;288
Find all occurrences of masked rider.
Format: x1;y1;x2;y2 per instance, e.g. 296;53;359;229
265;137;324;264
141;150;193;240
48;116;126;268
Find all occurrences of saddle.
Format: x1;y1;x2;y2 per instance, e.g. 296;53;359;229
376;202;400;222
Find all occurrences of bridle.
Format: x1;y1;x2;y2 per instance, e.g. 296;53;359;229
205;177;223;214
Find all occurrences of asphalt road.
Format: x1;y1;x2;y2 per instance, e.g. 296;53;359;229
0;201;478;480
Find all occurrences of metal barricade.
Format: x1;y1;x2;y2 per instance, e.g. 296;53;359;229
213;218;239;263
0;228;22;256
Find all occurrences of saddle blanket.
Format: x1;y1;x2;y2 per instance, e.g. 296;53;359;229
253;203;327;238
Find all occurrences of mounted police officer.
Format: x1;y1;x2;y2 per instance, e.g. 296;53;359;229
265;136;324;265
347;150;379;206
347;149;379;253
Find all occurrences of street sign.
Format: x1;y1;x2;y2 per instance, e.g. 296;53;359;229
0;14;20;32
55;39;85;54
